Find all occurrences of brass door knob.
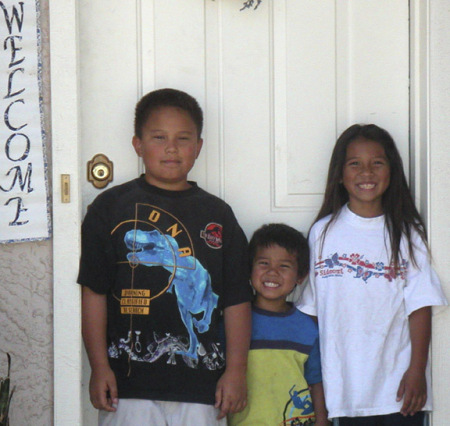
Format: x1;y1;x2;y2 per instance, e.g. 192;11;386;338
92;163;110;180
87;154;113;189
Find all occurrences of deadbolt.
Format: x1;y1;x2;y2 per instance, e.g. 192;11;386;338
87;154;114;189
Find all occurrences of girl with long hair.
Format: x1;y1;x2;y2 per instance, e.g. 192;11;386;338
298;124;447;425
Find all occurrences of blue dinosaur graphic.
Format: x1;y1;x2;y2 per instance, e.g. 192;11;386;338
124;229;219;360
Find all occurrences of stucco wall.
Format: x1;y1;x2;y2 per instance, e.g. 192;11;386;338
0;1;53;425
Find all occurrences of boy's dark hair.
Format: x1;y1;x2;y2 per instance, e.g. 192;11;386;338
134;88;203;138
249;223;309;278
315;123;428;268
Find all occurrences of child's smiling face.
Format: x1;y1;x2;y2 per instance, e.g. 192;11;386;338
251;244;302;312
132;106;203;191
342;138;391;218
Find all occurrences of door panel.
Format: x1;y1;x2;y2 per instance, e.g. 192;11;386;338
78;1;408;422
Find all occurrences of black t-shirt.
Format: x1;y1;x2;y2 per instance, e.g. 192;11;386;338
78;176;252;404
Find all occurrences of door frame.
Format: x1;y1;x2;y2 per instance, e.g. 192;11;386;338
49;1;83;424
49;1;432;424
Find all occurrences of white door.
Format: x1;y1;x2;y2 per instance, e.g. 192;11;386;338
52;1;410;423
78;0;409;232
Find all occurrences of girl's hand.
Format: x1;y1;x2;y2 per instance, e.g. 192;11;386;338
396;367;427;416
397;306;431;416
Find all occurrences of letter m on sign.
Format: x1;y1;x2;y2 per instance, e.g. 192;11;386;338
0;164;33;193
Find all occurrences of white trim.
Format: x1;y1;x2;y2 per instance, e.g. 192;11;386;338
204;0;225;198
409;0;430;228
426;1;450;424
271;0;288;211
137;0;156;96
409;4;446;426
136;0;155;177
49;1;82;424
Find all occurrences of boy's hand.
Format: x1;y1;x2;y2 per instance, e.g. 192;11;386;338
214;366;247;419
217;301;250;419
89;364;118;412
314;419;331;426
309;382;329;425
396;367;427;416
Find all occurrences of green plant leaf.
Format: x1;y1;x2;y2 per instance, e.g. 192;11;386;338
0;353;13;426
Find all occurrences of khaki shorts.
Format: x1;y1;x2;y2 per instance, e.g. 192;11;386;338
98;399;227;426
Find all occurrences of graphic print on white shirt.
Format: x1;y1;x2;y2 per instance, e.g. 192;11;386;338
316;251;407;283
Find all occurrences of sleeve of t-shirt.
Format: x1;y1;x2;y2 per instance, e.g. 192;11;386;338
403;231;448;316
77;200;116;294
304;336;322;385
220;205;253;308
297;225;319;316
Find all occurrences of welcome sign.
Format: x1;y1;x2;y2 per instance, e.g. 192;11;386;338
0;0;50;243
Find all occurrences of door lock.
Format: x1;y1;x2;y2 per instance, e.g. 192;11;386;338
87;154;114;189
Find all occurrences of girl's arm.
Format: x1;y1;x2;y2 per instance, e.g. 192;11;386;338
82;286;118;412
215;301;251;419
310;382;330;425
396;306;431;416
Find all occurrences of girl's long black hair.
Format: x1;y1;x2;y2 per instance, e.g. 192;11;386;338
314;124;428;269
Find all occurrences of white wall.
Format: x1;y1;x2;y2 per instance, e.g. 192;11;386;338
429;0;450;424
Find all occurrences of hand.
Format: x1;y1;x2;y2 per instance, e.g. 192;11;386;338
309;382;329;425
396;367;427;416
214;367;247;419
89;364;118;412
314;419;331;426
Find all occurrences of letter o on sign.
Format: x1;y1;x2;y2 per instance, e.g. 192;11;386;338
5;133;30;162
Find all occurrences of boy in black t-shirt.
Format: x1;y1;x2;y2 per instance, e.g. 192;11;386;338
78;88;252;425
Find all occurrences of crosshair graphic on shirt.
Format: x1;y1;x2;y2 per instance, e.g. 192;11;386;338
111;202;195;302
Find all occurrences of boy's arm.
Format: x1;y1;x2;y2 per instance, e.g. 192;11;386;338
310;382;330;425
396;306;431;416
82;286;118;412
215;301;251;419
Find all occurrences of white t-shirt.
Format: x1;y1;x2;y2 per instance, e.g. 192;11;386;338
297;204;448;418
